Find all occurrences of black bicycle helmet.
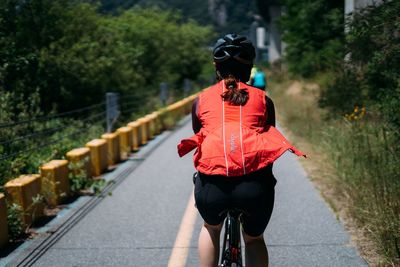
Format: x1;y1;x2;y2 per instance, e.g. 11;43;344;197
213;34;255;82
213;34;255;65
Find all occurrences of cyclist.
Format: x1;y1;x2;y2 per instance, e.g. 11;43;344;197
251;67;267;91
177;33;305;267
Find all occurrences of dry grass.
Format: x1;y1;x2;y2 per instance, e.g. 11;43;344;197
268;73;399;267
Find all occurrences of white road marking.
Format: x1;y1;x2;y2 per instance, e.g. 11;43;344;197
167;191;197;267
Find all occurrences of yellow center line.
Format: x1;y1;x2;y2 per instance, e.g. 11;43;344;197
167;191;197;267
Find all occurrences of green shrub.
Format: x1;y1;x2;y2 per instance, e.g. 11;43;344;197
68;155;109;196
6;203;24;240
319;69;364;116
68;159;92;195
0;1;212;113
269;74;400;265
321;1;400;134
278;0;344;77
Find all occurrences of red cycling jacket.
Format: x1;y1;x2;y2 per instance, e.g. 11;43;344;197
177;80;305;177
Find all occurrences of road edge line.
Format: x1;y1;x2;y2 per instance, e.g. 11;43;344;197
167;191;197;267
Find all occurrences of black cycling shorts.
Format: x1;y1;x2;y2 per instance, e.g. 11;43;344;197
194;166;276;237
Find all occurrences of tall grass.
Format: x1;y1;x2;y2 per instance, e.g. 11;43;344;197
324;121;399;261
268;73;400;266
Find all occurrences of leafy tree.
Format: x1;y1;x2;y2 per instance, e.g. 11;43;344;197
0;1;212;113
220;0;257;35
254;0;280;22
278;0;344;77
0;1;213;188
98;0;257;36
320;2;400;261
320;1;400;131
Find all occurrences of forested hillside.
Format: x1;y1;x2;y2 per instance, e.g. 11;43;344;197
0;0;212;113
0;0;213;187
98;0;257;35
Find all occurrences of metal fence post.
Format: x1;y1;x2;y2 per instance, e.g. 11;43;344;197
160;82;168;106
183;79;191;97
250;20;260;63
106;92;120;133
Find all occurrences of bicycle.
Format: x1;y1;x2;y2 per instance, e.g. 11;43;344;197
219;209;244;267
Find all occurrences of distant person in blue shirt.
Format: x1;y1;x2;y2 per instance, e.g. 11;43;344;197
251;67;267;90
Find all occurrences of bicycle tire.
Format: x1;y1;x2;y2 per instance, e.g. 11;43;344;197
230;213;243;266
219;211;243;267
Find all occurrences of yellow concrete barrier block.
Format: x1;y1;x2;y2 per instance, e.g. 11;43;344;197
174;100;186;117
127;121;142;151
159;106;177;129
66;147;92;179
166;103;175;113
187;93;199;102
40;160;70;206
145;114;157;139
180;98;188;111
166;102;180;114
166;103;180;123
151;111;162;134
117;126;132;160
181;98;192;114
0;193;8;248
86;139;108;177
5;175;44;227
136;118;150;145
157;109;169;131
101;133;121;166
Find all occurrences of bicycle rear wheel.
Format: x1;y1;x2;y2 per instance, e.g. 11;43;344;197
219;211;243;267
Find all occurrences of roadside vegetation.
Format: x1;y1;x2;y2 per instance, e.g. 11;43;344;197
272;1;399;265
0;0;213;188
0;0;213;239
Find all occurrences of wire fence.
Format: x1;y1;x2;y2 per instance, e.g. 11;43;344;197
0;113;107;162
0;101;107;129
0;81;197;181
0;93;137;164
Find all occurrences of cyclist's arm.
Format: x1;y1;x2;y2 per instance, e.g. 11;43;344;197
265;96;276;176
265;96;276;127
192;98;201;134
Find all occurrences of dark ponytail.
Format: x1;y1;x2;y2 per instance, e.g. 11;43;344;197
221;75;249;105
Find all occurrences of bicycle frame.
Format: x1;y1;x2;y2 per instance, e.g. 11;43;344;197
219;210;243;267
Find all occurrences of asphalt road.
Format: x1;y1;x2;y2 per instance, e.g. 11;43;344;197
4;118;368;267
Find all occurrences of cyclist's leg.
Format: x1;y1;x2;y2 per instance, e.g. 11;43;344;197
198;222;223;267
231;167;276;267
194;172;230;267
242;232;269;267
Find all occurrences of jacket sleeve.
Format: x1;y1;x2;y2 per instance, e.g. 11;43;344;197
177;98;202;158
177;134;203;157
